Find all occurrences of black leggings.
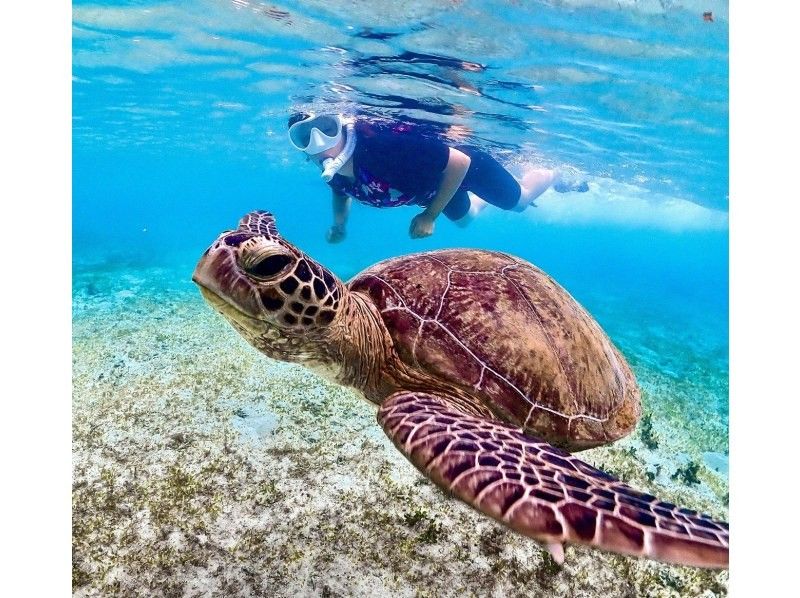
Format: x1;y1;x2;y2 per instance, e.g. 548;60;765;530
439;146;522;221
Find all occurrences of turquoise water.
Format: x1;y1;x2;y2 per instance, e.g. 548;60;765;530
73;0;728;419
72;0;728;593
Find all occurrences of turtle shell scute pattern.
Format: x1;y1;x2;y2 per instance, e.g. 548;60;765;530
349;250;639;448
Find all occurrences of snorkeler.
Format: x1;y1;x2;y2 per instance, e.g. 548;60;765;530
287;112;588;242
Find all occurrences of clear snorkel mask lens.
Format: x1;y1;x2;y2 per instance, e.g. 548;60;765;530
288;114;343;155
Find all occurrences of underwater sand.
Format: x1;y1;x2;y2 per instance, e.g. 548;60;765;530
72;257;728;597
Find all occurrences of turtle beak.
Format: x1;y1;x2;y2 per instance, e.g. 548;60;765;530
192;244;264;320
191;247;220;294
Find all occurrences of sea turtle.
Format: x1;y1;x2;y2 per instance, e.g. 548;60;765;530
192;210;728;569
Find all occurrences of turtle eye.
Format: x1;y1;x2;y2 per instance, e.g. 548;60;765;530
244;253;293;279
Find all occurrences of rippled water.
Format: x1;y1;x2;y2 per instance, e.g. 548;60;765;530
73;0;728;208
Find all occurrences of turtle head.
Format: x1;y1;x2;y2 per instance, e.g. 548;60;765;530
193;211;345;361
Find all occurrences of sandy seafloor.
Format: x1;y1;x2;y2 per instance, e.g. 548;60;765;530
72;255;729;598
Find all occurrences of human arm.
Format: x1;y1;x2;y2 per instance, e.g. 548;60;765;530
327;190;351;243
409;147;471;239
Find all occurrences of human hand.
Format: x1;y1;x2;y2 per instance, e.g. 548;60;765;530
326;224;346;243
409;213;435;239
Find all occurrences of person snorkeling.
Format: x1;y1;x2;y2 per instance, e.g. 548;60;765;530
287;112;588;242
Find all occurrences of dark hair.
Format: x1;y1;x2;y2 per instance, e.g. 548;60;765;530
287;112;311;130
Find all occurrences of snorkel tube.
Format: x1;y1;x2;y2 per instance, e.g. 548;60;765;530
320;118;356;182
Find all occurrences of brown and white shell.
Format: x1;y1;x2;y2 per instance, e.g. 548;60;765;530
195;212;727;569
349;249;641;451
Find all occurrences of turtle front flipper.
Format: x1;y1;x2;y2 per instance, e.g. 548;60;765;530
377;392;728;569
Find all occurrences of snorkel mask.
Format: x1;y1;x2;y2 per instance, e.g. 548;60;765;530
288;113;356;182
